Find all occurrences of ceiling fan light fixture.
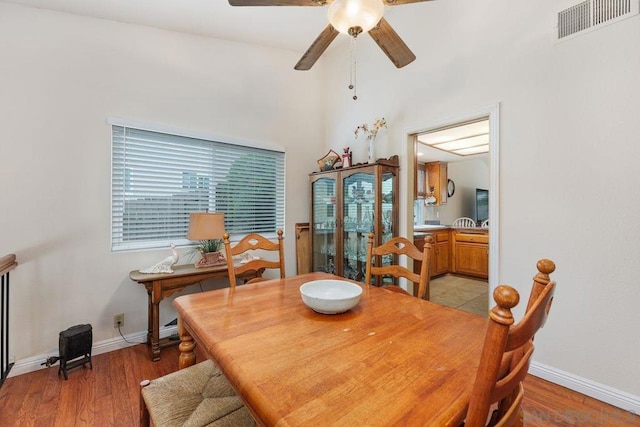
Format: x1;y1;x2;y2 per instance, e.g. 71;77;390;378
327;0;384;35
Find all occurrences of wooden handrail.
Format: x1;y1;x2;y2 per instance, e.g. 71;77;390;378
1;253;17;387
0;255;17;277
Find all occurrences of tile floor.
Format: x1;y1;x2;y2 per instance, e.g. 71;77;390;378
430;274;489;316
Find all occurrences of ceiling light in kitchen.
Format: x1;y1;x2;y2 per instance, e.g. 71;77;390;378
417;120;489;156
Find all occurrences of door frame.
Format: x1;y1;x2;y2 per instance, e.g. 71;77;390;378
405;103;500;297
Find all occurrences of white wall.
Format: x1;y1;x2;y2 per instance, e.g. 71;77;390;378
322;0;640;404
0;4;324;362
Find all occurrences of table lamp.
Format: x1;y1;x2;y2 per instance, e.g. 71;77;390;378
186;212;226;268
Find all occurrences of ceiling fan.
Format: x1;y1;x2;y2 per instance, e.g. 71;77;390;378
227;0;432;71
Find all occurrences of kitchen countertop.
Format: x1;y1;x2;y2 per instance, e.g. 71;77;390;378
414;225;449;231
414;225;449;237
413;225;489;236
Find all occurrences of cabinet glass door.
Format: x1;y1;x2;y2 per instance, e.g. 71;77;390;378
381;171;395;246
378;171;396;283
311;177;336;274
342;172;374;282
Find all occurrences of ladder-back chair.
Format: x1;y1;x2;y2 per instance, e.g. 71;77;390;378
140;359;255;426
462;262;556;426
365;233;433;300
224;230;285;288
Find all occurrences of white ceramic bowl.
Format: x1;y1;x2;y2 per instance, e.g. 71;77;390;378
300;279;363;314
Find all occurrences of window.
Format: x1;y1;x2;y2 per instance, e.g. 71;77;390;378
111;124;285;251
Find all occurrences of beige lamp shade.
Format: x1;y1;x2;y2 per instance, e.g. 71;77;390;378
186;213;225;241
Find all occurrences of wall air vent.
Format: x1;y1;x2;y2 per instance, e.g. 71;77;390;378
557;0;638;40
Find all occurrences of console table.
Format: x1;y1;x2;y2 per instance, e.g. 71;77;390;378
130;263;259;361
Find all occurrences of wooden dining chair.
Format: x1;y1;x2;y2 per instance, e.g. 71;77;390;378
140;359;255;426
223;229;285;288
525;258;556;314
460;263;556;427
365;233;433;300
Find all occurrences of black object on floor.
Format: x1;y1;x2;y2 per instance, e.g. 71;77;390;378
58;324;93;380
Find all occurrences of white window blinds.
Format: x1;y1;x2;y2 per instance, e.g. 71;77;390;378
111;125;285;251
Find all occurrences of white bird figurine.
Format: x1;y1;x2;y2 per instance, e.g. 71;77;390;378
139;243;179;274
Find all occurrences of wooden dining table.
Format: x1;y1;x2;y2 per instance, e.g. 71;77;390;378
173;272;489;426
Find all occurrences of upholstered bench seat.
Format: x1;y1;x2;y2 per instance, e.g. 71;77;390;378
141;360;255;427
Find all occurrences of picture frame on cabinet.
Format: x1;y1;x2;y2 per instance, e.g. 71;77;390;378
317;150;340;171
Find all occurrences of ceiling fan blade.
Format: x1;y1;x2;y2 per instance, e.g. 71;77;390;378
294;24;339;70
382;0;433;4
368;17;416;68
228;0;327;6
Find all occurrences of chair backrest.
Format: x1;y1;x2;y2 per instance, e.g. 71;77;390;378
223;230;285;288
464;260;556;427
364;233;433;300
526;259;555;314
452;217;477;228
481;219;489;229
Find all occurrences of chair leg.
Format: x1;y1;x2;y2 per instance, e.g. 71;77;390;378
140;380;150;427
515;406;524;427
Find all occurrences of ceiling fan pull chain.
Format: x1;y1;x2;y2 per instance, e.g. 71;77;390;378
348;37;354;91
349;36;358;101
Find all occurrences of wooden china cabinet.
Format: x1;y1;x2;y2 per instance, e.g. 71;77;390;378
309;156;399;284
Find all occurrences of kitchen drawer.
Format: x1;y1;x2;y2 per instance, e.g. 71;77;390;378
434;231;449;242
455;233;488;244
415;230;449;243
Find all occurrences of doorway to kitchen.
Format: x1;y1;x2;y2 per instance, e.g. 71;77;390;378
407;104;500;314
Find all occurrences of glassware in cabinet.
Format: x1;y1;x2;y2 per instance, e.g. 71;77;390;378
310;176;337;274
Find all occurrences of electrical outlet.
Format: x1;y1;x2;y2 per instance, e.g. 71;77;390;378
113;313;125;328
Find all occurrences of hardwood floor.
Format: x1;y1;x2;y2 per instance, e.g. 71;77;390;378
0;344;204;426
0;344;638;426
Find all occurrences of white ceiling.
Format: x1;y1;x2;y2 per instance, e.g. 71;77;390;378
416;119;491;164
1;0;386;53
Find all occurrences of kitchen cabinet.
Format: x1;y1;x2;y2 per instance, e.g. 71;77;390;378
451;229;489;279
426;161;448;205
413;229;450;296
415;162;427;199
431;231;450;276
310;157;399;284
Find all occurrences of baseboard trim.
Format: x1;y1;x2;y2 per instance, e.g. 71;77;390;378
8;326;177;378
530;361;640;415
